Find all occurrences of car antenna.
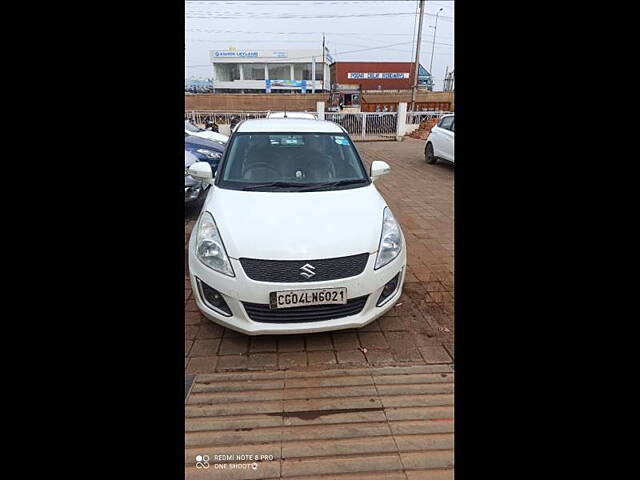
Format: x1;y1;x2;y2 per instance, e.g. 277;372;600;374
283;107;287;118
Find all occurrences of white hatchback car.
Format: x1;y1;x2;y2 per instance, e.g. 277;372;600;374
187;118;406;335
425;114;454;164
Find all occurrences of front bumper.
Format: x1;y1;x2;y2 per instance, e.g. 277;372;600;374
188;239;407;335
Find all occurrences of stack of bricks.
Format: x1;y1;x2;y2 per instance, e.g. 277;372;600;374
408;117;440;140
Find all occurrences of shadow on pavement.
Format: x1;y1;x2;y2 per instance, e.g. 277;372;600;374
184;192;206;221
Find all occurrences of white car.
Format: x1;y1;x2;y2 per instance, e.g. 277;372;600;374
185;120;229;144
187;118;406;335
267;111;318;119
425;114;454;164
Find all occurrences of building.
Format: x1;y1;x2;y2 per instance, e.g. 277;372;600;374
210;48;333;94
328;62;433;111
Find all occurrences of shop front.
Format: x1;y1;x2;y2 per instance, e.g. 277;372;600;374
329;83;361;112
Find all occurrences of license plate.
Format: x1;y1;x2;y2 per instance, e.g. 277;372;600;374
269;287;347;309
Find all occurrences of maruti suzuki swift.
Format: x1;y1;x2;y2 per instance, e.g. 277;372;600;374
187;118;406;335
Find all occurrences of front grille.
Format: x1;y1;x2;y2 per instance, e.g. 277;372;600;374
239;253;370;283
243;295;368;323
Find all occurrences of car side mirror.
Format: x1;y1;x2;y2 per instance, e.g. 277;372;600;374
187;161;213;183
370;160;391;182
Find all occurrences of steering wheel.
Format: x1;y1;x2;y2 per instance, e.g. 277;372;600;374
243;162;279;180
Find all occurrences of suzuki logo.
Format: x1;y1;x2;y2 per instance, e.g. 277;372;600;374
299;263;316;279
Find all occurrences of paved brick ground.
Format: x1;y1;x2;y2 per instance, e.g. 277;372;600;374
185;364;454;479
185;138;454;374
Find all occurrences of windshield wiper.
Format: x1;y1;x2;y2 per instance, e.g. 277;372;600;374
297;179;368;192
240;181;302;191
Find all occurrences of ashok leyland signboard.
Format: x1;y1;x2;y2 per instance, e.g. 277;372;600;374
211;50;288;59
347;72;410;79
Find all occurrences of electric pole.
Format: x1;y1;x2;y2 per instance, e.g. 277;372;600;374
429;7;443;78
322;33;325;91
444;65;448;92
411;0;425;111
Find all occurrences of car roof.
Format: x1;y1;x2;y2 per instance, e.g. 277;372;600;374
267;111;317;119
235;118;344;134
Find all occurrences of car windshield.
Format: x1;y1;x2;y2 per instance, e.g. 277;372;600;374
185;121;203;133
217;133;370;191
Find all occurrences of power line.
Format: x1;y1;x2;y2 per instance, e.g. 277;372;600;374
185;49;454;69
186;11;453;20
185;37;454;48
185;28;453;39
186;1;392;4
185;40;443;68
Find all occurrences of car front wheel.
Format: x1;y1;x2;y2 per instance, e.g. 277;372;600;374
425;143;437;164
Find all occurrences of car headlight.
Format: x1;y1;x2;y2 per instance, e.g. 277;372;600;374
196;212;234;277
196;149;222;159
374;207;402;269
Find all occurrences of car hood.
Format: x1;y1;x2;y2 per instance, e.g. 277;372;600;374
190;130;228;143
203;184;388;260
185;135;226;152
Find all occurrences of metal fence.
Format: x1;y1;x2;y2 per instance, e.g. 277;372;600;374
325;112;398;141
185;109;453;140
406;110;453;125
185;110;270;127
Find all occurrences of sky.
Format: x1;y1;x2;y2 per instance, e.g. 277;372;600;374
185;0;454;91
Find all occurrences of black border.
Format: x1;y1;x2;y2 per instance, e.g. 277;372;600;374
22;0;614;476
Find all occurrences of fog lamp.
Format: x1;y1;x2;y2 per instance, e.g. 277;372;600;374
197;279;232;316
377;272;400;307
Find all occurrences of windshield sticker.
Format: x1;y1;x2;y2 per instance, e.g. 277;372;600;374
334;136;349;145
269;135;304;146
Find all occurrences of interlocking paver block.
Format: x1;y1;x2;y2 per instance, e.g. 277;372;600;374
358;331;389;350
250;336;277;353
305;333;333;351
190;338;221;357
336;349;367;365
186;356;217;375
419;346;453;364
365;349;396;365
215;355;248;371
307;350;337;366
195;321;224;339
218;336;249;355
279;352;307;369
277;336;305;352
332;332;360;350
248;353;278;370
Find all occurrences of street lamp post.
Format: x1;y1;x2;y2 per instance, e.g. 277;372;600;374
429;7;444;80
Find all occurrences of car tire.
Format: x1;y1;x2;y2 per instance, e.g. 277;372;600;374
425;143;437;164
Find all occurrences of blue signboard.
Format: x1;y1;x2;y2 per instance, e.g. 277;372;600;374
266;80;307;93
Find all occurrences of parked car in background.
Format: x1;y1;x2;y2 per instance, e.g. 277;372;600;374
185;133;225;173
425;114;454;164
185;151;206;204
187;118;406;335
267;111;318;119
185;120;229;144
